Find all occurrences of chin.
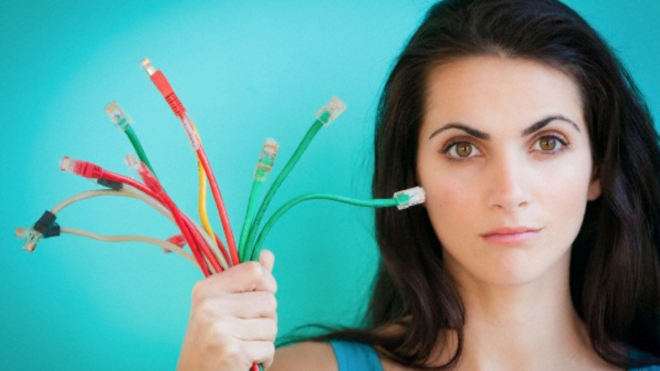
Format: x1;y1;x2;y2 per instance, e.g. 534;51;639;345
448;247;572;289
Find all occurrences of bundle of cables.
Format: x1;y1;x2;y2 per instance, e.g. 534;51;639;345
16;58;426;371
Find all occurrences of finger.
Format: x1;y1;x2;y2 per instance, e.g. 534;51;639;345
222;317;278;342
196;261;277;296
210;292;277;319
259;250;275;273
241;340;276;370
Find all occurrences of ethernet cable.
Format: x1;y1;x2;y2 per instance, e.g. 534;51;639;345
238;138;279;262
104;102;157;175
59;156;220;276
126;154;224;275
53;186;228;270
60;227;198;267
15;224;200;270
248;187;426;260
104;102;226;268
105;101;224;265
16;185;229;271
191;128;224;263
243;97;346;257
140;58;239;266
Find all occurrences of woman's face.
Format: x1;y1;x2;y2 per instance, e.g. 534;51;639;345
416;56;601;287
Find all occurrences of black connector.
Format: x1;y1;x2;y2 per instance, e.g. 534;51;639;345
97;178;123;191
33;211;60;238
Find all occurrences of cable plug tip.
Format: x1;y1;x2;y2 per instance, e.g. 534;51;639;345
140;58;157;76
254;138;279;182
124;153;139;169
104;101;132;131
316;97;347;126
393;186;426;210
15;227;40;253
125;154;162;192
60;156;104;178
59;156;74;172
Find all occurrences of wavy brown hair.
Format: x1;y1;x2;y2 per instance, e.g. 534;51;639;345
293;0;660;368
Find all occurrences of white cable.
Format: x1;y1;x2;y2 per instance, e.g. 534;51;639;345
48;186;229;270
61;227;199;267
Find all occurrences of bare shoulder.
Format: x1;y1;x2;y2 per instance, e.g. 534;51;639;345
269;341;338;371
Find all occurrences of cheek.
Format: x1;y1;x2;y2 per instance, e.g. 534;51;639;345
534;156;594;205
422;174;481;241
538;163;592;230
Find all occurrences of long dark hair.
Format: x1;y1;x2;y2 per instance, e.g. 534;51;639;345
303;0;660;368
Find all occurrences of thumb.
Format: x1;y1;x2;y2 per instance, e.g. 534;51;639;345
258;249;275;273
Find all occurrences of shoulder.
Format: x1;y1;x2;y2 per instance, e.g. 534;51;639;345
270;341;338;371
629;366;660;371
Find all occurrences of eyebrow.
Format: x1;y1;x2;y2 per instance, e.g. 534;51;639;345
428;115;581;140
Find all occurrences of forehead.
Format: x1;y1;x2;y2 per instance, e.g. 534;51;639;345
421;55;585;134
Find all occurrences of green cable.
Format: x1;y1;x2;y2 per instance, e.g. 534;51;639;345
243;119;324;257
105;102;157;176
239;139;278;262
248;193;398;261
125;126;157;175
238;181;263;261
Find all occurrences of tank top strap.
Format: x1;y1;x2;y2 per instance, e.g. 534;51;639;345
329;340;384;371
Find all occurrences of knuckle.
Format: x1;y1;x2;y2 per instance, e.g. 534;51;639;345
243;261;263;278
195;298;225;325
254;291;277;311
217;340;250;369
264;293;278;312
209;322;232;348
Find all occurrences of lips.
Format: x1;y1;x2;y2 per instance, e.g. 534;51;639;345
480;227;542;245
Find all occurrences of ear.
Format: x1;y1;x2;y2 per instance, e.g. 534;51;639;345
587;175;602;201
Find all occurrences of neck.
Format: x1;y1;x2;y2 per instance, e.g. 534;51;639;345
444;253;612;371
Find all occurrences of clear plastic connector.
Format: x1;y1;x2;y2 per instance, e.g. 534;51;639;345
15;227;42;253
59;156;75;173
125;153;142;172
315;97;347;126
393;186;426;210
125;154;162;193
60;156;104;179
104;101;133;131
140;58;157;76
254;138;279;182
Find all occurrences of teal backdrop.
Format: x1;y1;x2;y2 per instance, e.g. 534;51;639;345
1;1;658;370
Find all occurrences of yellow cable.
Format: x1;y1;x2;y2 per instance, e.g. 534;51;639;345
190;121;222;259
197;159;218;243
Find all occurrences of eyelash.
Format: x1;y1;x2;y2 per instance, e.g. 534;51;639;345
440;132;570;162
441;138;481;163
530;133;569;155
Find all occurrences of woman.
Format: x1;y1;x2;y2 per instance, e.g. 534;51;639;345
177;0;660;369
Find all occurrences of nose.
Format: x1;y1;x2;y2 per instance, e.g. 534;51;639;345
486;152;530;211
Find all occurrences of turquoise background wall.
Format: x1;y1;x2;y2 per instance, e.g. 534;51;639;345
1;1;658;370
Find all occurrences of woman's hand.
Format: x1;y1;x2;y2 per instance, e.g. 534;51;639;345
177;250;277;371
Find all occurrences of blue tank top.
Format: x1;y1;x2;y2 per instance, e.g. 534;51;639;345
329;340;660;371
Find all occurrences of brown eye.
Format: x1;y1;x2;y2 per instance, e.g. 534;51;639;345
455;142;473;157
539;136;557;151
442;140;482;160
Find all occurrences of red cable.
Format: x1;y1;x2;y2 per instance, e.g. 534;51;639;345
189;120;239;265
108;167;224;274
60;157;217;275
118;164;224;275
212;232;231;267
107;171;215;277
146;67;240;265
